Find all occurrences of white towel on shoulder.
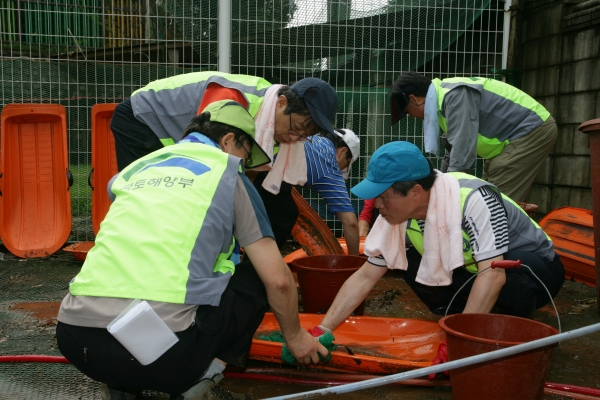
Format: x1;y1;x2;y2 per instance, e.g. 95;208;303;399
363;171;464;286
262;141;307;194
251;84;307;194
252;85;282;172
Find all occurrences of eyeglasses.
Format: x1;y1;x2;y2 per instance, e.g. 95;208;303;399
242;144;253;168
288;113;313;142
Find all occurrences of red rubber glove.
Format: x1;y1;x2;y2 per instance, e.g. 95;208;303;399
307;325;330;338
428;341;449;379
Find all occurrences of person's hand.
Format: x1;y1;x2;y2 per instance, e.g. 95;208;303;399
283;328;329;365
428;341;449;379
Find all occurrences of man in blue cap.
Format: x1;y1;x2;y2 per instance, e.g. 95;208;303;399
310;141;563;338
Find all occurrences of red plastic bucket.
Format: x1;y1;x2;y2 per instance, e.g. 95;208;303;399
291;255;367;315
439;313;558;400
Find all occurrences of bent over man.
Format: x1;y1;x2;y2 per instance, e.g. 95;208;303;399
390;72;557;202
316;141;564;334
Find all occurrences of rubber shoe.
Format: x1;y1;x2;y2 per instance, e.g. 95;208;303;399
170;374;224;400
100;384;137;400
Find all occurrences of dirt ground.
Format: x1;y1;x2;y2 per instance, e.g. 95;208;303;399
1;243;599;399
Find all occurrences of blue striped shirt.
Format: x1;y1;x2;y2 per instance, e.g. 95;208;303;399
304;136;354;213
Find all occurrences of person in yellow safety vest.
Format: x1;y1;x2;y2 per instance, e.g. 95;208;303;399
390;72;558;202
313;142;564;340
110;71;339;252
56;100;328;400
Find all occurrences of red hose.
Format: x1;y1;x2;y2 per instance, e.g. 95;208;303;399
2;355;599;398
0;355;69;363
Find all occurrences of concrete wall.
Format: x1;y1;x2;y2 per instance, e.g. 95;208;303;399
520;0;600;214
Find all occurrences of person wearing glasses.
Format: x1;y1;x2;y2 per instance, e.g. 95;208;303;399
110;71;337;172
57;101;328;400
110;72;338;248
390;72;557;202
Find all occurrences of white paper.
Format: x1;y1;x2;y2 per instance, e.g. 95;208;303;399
107;299;179;365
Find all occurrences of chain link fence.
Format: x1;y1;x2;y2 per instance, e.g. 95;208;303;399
0;0;503;238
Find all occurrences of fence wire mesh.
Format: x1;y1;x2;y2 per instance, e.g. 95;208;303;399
0;0;503;237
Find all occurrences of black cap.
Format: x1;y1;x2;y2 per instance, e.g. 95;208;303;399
390;84;418;125
290;77;337;134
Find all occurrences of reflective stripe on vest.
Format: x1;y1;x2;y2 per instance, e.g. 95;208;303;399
69;143;240;306
131;71;271;143
406;172;553;274
432;77;550;159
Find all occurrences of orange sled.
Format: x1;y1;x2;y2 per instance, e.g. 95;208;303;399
0;104;72;258
291;188;345;256
250;313;445;374
90;103;119;235
539;207;596;287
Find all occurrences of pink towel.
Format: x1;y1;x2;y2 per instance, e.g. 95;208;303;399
251;84;307;194
252;85;282;172
364;171;464;286
262;142;307;194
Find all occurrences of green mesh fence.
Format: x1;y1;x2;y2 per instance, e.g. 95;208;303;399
0;0;503;238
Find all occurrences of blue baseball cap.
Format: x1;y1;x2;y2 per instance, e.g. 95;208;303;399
291;77;337;135
351;141;430;199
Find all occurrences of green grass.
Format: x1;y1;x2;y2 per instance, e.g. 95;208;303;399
69;164;92;218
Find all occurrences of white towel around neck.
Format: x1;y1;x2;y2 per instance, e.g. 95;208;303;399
363;171;464;286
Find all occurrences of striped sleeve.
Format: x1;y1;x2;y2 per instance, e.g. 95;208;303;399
463;186;509;262
304;136;354;213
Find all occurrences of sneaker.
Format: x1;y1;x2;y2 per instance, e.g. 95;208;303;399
170;374;223;400
100;383;137;400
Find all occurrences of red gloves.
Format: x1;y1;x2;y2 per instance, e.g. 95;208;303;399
428;341;449;379
307;325;330;338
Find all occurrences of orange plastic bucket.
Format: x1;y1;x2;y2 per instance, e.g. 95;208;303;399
291;255;367;315
439;313;558;400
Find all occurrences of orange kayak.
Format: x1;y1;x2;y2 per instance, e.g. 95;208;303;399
250;313;445;374
539;207;596;287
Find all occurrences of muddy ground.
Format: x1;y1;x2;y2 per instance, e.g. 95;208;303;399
1;243;599;399
218;243;600;400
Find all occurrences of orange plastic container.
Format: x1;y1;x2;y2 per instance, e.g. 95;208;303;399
539;207;595;287
90;104;119;235
250;312;445;374
0;104;72;258
439;313;557;400
284;237;366;265
291;255;367;315
62;241;95;261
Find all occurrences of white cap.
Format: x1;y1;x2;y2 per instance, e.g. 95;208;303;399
334;128;360;179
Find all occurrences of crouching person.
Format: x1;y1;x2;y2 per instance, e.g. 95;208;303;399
316;141;564;336
56;100;327;400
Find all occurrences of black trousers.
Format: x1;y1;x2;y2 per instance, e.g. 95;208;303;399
110;98;163;171
56;261;269;395
252;172;299;249
401;246;565;318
